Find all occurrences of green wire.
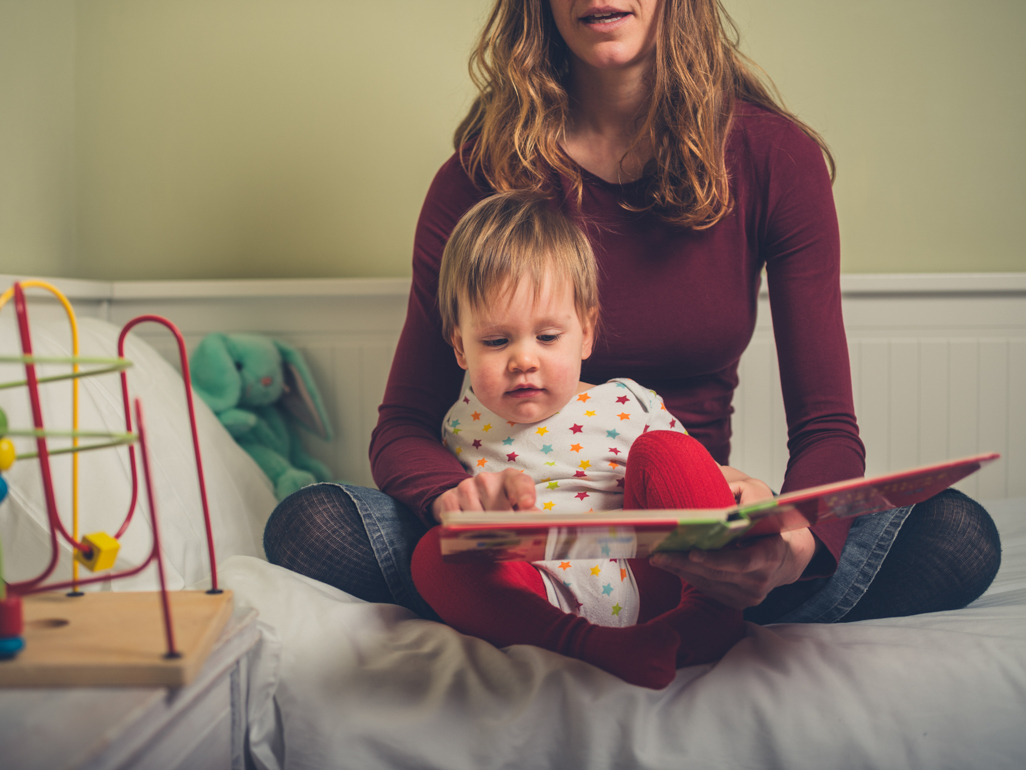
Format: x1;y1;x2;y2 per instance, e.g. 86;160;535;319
0;356;132;391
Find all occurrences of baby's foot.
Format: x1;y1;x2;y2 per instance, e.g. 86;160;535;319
580;621;680;689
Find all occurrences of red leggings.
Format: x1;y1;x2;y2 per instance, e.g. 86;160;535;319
412;431;744;689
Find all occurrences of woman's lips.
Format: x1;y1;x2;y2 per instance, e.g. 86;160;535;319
507;387;544;399
581;9;631;26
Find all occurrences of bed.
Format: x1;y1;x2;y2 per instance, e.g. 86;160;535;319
227;502;1026;770
2;312;1025;770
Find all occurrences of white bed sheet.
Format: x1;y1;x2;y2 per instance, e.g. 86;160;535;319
225;498;1026;770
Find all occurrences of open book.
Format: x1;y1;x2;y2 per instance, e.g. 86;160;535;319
439;453;1000;562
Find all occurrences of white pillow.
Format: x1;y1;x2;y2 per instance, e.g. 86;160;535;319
0;314;277;591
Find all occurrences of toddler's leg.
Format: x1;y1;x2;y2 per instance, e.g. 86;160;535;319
624;431;745;666
412;526;680;688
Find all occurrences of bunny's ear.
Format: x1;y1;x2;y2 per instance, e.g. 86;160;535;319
190;333;243;413
273;339;333;441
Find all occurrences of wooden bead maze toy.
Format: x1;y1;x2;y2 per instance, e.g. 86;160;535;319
0;281;232;687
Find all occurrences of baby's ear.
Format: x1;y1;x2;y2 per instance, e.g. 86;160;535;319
451;328;469;370
581;308;599;360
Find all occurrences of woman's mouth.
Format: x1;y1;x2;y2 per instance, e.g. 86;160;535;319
581;10;631;26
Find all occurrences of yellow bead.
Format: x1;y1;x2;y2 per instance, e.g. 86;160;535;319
0;438;14;471
74;532;120;572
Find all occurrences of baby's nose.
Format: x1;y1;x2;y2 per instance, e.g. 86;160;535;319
261;376;273;387
509;348;539;371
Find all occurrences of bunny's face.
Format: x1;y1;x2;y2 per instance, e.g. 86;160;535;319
190;332;287;413
229;336;285;408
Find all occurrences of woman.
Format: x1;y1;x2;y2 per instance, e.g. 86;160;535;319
264;0;1000;626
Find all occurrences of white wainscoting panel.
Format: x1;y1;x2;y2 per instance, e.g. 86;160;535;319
3;273;1024;500
734;275;1026;499
104;279;410;490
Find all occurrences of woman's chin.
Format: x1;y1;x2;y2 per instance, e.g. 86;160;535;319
571;41;654;73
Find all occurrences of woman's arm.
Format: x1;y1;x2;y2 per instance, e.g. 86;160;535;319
369;154;490;525
760;116;865;562
651;114;865;606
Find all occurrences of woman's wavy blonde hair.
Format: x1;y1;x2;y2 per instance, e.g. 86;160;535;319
455;0;834;229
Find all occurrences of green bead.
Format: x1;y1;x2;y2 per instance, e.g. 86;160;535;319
0;406;6;436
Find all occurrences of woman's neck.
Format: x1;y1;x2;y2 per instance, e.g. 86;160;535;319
563;57;653;183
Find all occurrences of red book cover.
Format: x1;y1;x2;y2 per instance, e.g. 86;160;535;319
439;453;1000;562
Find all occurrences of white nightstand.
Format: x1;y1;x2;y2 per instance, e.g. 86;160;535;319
0;608;261;770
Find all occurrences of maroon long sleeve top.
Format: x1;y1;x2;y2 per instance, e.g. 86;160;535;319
371;102;865;568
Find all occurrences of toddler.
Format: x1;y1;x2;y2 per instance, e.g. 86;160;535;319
412;192;743;689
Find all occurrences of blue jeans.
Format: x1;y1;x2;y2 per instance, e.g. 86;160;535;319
290;484;912;625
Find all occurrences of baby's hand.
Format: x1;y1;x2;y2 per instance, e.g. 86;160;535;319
431;469;538;523
718;465;774;505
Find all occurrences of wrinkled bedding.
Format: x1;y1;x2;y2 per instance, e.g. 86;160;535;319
226;498;1026;770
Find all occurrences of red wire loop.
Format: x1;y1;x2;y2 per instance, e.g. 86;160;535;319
116;316;219;592
8;283;88;593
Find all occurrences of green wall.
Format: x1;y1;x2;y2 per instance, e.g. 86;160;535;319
727;0;1026;273
2;0;1024;279
0;0;77;277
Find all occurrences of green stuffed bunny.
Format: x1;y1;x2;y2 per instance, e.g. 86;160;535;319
189;333;334;500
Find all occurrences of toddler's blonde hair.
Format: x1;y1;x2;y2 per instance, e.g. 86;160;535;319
438;191;599;342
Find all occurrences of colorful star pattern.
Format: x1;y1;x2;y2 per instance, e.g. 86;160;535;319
439;378;688;626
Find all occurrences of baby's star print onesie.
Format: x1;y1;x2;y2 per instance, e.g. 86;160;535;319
441;378;689;627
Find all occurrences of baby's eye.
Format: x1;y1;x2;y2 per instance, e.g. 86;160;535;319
482;338;508;348
537;334;561;343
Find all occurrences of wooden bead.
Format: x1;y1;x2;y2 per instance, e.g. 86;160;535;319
74;532;121;572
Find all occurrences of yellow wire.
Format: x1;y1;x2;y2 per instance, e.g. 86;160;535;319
0;281;81;588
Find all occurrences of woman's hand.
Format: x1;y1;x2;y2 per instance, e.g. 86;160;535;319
650;528;820;610
719;465;774;505
430;469;538;523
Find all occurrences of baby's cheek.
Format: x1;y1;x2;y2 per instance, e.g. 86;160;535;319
469;370;504;411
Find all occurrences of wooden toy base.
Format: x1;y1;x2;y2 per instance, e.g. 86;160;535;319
0;590;233;688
